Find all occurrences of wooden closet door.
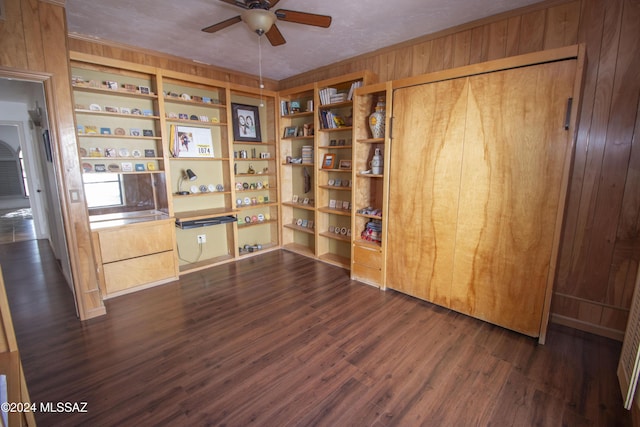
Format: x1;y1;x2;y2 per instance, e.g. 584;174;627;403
450;60;577;336
386;78;469;306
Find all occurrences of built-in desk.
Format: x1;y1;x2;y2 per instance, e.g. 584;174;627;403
90;212;178;298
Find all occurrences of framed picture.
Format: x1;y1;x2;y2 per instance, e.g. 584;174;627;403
322;153;335;169
338;159;352;170
171;125;214;158
139;86;150;95
232;103;262;142
283;126;297;138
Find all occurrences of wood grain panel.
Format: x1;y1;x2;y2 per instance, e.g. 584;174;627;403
487;19;508;60
21;0;45;71
387;78;468;307
451;60;576;336
543;1;581;49
453;30;472;68
518;9;547;53
97;221;174;263
103;251;176;294
0;0;28;68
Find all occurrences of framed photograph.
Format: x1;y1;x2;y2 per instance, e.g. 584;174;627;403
283;126;297;138
120;107;131;115
100;127;111;135
232;103;262;142
171;125;214;158
104;106;119;113
139;86;150;95
292;195;299;203
322;153;336;169
130;128;141;136
338;159;352;170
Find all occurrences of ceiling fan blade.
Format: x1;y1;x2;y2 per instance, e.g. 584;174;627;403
202;15;242;33
265;24;286;46
219;0;249;8
275;9;332;28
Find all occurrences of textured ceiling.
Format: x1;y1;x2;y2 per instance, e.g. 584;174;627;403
65;0;542;81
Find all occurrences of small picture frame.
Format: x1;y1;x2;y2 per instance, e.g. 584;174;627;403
283;126;297;138
124;83;137;93
144;149;155;158
142;129;154;137
292;195;299;203
100;127;111;135
121;162;133;172
342;201;350;210
329;199;337;209
106;81;118;90
120;107;131;115
130;128;141;136
338;159;352;170
94;164;107;172
104;147;116;157
134;163;145;171
139;86;150;95
322;153;336;169
146;162;156;171
302;197;310;205
104;106;120;113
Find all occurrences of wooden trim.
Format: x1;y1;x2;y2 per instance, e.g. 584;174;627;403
40;0;65;7
551;313;624;341
391;44;580;90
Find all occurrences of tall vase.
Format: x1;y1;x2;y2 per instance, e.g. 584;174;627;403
369;97;386;139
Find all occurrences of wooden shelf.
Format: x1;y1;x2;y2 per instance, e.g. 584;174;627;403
238;219;278;229
282;201;315;211
174;207;237;222
164;96;226;108
77;134;161;140
233;141;277;146
320;231;350;242
356;138;385;144
72;84;158;99
318;126;353;133
75;109;160;120
318;207;351;217
319;185;352;191
318;145;353;149
284;223;315;235
165;118;226;127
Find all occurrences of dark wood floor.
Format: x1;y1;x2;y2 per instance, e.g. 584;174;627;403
0;239;632;426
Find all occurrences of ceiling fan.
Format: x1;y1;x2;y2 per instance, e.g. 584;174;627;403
202;0;332;46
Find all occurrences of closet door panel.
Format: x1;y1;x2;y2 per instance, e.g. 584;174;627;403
450;60;576;336
387;78;468;306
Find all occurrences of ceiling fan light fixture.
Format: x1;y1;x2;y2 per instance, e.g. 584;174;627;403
241;9;276;35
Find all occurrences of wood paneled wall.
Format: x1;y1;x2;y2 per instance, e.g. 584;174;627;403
0;0;106;320
67;35;279;91
281;0;640;339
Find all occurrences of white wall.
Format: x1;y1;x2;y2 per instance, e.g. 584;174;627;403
0;104;30;209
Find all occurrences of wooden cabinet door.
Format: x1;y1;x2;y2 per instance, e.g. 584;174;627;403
450;60;576;336
386;78;469;306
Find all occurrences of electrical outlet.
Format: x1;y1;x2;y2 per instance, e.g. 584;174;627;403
197;234;206;244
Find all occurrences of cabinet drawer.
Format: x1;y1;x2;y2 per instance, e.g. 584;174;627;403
353;244;382;268
103;251;176;294
98;221;174;263
352;263;382;286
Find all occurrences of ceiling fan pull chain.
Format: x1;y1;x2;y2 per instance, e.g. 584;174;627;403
258;33;265;107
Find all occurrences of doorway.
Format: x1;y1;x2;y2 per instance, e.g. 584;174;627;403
0;76;75;293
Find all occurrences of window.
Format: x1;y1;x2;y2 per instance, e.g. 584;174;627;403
83;173;124;208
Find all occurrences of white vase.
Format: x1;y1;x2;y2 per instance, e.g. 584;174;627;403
369;99;386;139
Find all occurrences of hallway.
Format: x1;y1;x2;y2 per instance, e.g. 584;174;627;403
0;208;36;244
